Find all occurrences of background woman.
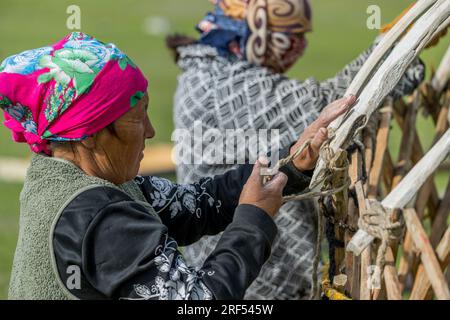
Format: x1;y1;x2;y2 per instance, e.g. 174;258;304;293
169;0;425;299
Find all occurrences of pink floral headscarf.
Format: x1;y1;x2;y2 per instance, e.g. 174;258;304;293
0;32;148;155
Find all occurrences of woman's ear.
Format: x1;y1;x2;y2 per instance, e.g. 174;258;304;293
80;135;97;150
86;125;119;151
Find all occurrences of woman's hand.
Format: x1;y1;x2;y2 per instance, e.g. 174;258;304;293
239;158;288;218
239;95;356;218
290;95;357;171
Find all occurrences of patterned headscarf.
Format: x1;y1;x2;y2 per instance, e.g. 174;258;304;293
0;32;148;155
198;0;312;72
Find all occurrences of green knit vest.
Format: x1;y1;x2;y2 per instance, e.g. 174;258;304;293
8;154;158;300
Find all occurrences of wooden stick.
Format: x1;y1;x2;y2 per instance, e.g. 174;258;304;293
397;90;448;290
430;181;450;247
363;116;376;187
383;247;403;300
432;16;450;41
381;129;450;207
347;152;364;299
403;209;450;299
311;0;450;187
381;151;395;194
330;0;437;133
398;232;416;292
348;0;438;96
396;92;421;289
368;106;393;198
331;150;350;274
393;100;441;216
433;90;450;143
392;92;420;188
360;246;372;300
333;274;348;293
410;227;450;299
348;128;450;255
415;91;449;218
432;45;450;94
345;198;360;298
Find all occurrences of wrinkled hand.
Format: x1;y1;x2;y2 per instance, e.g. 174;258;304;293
239;158;288;218
290;95;357;171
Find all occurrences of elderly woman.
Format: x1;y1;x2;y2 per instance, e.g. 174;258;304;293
169;0;426;299
1;32;351;300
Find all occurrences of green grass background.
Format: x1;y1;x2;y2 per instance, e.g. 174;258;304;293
0;0;448;299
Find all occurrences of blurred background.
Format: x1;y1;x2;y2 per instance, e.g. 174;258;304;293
0;0;448;299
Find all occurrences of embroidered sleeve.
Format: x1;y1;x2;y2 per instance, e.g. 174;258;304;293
136;149;312;247
82;197;277;300
118;234;214;300
135;164;253;246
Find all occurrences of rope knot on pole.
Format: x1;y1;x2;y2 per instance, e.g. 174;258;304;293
358;199;405;289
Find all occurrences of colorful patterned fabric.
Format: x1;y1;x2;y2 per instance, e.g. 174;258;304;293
197;0;312;72
0;32;148;154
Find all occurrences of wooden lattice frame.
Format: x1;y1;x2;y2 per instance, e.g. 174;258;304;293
323;56;450;300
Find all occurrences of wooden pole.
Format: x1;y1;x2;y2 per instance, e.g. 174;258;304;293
378;130;450;209
383;248;403;300
348;128;450;255
394;100;441;216
311;0;450;188
403;209;450;299
410;227;450;299
331;150;349;275
360;246;372;300
367;106;393;198
331;0;437;130
432;45;450;94
395;93;421;290
430;181;450;247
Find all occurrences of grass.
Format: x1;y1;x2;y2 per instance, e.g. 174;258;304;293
0;0;448;299
0;182;22;299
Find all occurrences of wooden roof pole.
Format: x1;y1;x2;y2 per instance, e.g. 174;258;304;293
432;45;450;94
318;0;438;141
310;0;449;188
347;128;450;255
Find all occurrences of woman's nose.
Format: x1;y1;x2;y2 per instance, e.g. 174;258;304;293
145;118;156;139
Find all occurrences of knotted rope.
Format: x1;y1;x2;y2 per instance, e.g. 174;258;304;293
265;133;351;300
309;141;350;300
262;139;312;184
358;199;405;289
264;137;350;203
275;107;409;297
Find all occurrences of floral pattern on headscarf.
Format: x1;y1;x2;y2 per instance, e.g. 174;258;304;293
0;95;37;135
0;32;148;154
0;46;53;75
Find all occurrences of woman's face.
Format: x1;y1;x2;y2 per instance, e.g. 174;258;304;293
93;92;155;184
283;33;308;71
264;33;308;74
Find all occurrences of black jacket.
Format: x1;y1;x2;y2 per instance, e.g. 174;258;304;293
53;148;312;300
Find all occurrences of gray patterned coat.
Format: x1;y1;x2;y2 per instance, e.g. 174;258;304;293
173;43;424;299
